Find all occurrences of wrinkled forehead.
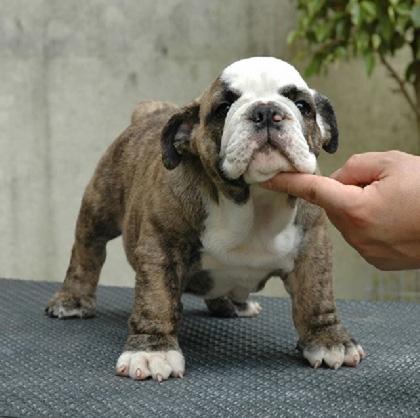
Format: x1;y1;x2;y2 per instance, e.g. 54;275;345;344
220;57;309;97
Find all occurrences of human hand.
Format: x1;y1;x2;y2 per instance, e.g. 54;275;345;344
262;151;420;270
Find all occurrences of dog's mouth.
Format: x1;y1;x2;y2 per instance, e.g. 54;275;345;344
219;142;298;185
240;142;297;184
252;143;297;172
220;126;317;184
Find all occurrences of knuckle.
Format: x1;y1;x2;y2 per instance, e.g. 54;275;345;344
346;154;362;169
343;154;364;174
379;150;402;166
387;150;402;158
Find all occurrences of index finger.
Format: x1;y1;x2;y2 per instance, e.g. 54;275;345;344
262;172;362;211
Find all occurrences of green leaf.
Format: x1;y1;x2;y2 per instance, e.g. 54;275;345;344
335;19;348;39
363;51;376;75
391;33;406;51
289;0;416;86
313;21;334;42
349;1;361;26
395;3;411;17
307;0;326;19
394;14;410;34
301;15;310;30
304;55;323;77
411;4;420;28
372;33;381;50
388;6;396;23
405;61;417;82
355;31;370;53
287;30;298;45
378;16;394;42
361;1;377;22
335;46;348;59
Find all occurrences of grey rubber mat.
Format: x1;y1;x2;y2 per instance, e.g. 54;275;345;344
1;278;419;417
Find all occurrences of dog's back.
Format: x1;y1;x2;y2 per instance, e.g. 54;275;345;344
131;100;176;126
88;100;179;214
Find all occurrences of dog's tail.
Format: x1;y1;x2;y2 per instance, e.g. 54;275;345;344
131;101;176;125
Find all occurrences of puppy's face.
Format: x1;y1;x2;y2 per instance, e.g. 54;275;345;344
162;57;338;198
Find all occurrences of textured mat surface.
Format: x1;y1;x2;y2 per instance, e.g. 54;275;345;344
1;278;419;417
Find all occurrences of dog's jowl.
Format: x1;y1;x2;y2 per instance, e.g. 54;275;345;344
46;57;365;381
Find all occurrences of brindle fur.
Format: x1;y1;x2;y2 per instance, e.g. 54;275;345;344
46;101;209;352
46;79;359;367
286;200;351;349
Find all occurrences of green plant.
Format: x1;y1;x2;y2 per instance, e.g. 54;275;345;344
289;0;420;138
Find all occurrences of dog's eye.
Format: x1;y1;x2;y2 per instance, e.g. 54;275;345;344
215;102;231;117
295;100;311;116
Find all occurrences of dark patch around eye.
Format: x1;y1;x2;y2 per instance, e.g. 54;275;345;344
279;84;301;101
205;85;241;126
222;88;240;105
279;84;315;118
295;100;312;117
214;102;231;117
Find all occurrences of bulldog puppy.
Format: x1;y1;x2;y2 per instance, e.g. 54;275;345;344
46;57;365;381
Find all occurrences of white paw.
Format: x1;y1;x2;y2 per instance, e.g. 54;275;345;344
303;343;366;369
45;293;95;319
47;303;85;319
58;306;84;318
116;350;185;381
235;301;262;317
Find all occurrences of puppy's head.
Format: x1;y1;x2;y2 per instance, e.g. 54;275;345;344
161;57;338;201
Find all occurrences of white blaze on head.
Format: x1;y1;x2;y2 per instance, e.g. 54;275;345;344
219;57;317;183
221;57;309;94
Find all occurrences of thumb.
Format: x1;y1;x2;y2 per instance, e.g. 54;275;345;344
262;173;361;211
330;153;386;186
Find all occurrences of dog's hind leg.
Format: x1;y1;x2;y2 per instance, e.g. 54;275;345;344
205;296;262;318
46;177;122;319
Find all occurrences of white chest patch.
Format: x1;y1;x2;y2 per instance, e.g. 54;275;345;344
200;186;302;301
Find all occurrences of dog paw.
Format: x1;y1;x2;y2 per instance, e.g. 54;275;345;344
300;333;366;369
205;297;262;318
235;301;262;317
116;350;185;382
45;291;96;319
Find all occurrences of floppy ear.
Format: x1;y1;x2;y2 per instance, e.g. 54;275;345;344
313;92;339;154
161;103;200;170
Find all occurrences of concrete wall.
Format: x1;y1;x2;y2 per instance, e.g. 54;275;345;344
1;0;418;300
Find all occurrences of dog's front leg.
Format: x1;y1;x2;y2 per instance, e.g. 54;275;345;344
116;253;185;382
284;223;366;370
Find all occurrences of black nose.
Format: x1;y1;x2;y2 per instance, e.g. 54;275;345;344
250;103;284;128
